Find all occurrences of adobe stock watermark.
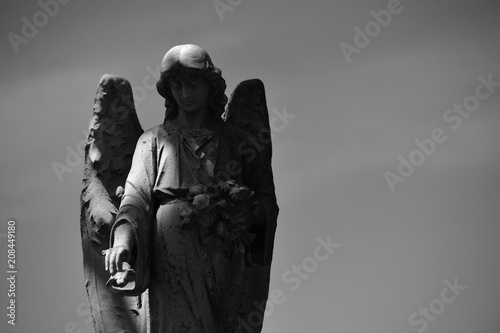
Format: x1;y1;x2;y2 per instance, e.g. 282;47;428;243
213;105;295;183
212;0;244;21
49;300;92;333
51;63;160;183
132;63;161;106
238;234;340;331
51;128;87;183
340;0;409;64
385;73;499;192
52;95;135;183
400;277;467;333
7;0;72;54
269;106;296;134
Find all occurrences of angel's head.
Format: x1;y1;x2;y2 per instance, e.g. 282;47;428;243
156;44;228;121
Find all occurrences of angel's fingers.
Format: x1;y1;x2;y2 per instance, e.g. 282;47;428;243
102;249;110;271
116;248;131;274
109;249;119;275
116;250;126;273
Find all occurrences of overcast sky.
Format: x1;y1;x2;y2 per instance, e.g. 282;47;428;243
1;1;500;332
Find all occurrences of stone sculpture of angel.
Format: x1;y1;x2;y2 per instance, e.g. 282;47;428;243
80;44;278;333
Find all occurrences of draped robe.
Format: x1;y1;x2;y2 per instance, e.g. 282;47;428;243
109;120;278;333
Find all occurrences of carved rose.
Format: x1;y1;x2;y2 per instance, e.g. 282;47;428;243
192;194;210;210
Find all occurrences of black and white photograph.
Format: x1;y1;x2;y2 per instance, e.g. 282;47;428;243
1;1;500;332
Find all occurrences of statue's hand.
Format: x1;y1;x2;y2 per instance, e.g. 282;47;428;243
103;245;132;276
104;261;136;288
89;203;117;245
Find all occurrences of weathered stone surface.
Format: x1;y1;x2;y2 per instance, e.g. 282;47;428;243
80;74;145;333
225;79;278;332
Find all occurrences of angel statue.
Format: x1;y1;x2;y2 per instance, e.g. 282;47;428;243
80;44;279;333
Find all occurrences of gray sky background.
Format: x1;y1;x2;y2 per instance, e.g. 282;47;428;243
1;1;500;332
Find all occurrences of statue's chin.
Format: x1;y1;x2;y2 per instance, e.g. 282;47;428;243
180;105;201;113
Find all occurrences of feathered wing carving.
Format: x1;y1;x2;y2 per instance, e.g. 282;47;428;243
80;74;146;333
224;79;279;332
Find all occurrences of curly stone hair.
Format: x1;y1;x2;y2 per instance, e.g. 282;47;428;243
156;44;228;122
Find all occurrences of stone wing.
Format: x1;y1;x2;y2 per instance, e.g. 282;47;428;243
80;75;146;333
224;79;279;332
223;79;273;164
223;79;278;263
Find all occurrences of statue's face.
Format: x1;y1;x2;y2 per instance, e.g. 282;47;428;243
170;71;209;114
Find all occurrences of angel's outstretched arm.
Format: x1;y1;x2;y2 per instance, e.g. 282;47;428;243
107;130;157;295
